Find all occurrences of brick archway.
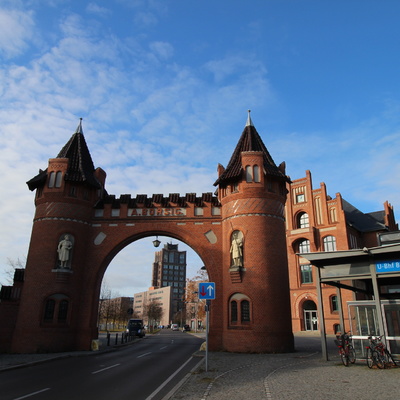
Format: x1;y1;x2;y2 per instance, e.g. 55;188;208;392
5;117;294;354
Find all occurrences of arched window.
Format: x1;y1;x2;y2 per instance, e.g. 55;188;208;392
298;239;310;253
43;295;70;324
297;212;309;228
58;300;69;321
253;165;260;182
44;299;55;321
330;295;338;312
48;172;56;188
323;235;337;251
231;301;238;323
55;171;63;188
229;293;251;326
245;166;253;182
241;300;250;322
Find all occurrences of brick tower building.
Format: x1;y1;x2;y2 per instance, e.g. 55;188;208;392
214;113;294;352
13;119;107;352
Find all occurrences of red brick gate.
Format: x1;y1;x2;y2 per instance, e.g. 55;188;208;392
5;115;294;354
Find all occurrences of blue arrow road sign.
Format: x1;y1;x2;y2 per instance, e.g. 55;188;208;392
198;282;216;300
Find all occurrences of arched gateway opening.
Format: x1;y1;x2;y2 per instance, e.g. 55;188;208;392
101;236;206;330
5;114;294;354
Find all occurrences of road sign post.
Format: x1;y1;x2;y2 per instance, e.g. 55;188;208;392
199;283;215;371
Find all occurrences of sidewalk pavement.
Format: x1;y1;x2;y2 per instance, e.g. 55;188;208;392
1;332;399;400
0;331;136;371
169;333;400;400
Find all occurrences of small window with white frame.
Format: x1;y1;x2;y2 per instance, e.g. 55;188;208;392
296;193;305;203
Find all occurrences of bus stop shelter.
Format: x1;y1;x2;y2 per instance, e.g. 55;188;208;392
299;241;400;360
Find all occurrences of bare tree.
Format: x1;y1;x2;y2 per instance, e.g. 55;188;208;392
184;268;208;330
1;257;26;286
143;299;163;332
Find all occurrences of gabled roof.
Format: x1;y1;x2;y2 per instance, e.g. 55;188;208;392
214;113;288;186
342;199;387;232
27;120;100;190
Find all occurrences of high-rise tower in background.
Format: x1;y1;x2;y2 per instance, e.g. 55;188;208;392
152;243;187;315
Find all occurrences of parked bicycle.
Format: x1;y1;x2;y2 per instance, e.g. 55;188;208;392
366;335;397;369
334;331;356;366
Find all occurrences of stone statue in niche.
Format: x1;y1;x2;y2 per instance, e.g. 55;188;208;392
230;230;243;269
57;234;73;269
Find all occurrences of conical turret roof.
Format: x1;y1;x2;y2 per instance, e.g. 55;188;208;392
27;119;100;190
214;113;288;186
57;119;100;188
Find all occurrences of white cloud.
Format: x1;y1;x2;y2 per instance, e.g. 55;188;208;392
149;41;174;60
86;3;111;17
0;8;35;58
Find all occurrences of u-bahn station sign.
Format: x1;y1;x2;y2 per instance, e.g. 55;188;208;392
376;260;400;273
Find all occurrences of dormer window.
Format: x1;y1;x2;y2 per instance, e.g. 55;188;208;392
55;172;62;188
245;165;253;182
253;165;260;182
245;165;261;183
48;172;56;188
48;171;63;188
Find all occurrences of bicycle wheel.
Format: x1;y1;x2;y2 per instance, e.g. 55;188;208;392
348;345;356;364
384;349;397;367
366;348;374;368
340;348;349;366
373;350;385;369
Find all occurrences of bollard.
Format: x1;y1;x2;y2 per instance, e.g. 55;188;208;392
115;333;118;345
107;332;110;346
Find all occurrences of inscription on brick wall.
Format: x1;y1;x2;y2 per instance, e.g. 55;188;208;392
128;208;186;216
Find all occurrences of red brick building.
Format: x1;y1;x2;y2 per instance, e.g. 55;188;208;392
285;170;397;334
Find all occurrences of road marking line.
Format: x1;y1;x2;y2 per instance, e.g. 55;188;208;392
159;346;168;350
92;363;120;374
145;356;194;400
14;388;50;399
137;352;152;358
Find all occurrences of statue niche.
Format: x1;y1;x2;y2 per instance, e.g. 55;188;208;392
56;234;74;269
230;230;244;271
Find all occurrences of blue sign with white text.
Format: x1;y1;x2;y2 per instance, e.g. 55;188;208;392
376;260;400;273
198;282;216;299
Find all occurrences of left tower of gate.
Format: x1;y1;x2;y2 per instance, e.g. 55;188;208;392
12;120;107;353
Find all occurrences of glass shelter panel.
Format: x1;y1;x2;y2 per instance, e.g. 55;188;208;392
348;300;400;357
382;301;400;354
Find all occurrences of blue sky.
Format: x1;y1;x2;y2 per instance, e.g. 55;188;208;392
1;0;400;297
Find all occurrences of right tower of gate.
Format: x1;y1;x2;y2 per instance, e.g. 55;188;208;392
214;112;294;352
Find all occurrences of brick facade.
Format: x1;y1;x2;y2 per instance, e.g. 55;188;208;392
285;170;397;334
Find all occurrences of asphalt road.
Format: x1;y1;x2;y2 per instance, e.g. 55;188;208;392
0;329;204;400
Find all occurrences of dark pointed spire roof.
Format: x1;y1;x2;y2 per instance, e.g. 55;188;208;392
57;119;100;188
214;111;287;186
27;119;101;190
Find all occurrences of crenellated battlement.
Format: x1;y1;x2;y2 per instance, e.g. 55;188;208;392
93;192;221;219
96;192;220;209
